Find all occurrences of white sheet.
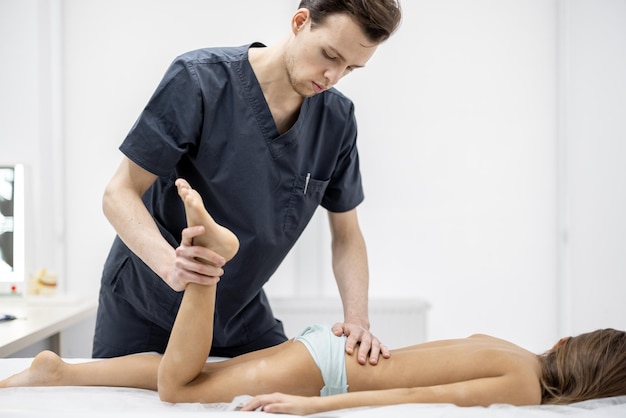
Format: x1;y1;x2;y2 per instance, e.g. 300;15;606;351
1;358;625;417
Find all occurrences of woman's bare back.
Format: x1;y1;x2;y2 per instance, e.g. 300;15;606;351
346;334;541;393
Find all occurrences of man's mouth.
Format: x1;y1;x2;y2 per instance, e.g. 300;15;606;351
312;81;326;93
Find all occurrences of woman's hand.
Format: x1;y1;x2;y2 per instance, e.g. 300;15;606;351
240;392;321;415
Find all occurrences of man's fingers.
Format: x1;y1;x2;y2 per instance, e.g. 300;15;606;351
345;333;360;355
380;343;391;359
367;338;383;365
331;322;346;336
181;225;205;244
355;332;372;365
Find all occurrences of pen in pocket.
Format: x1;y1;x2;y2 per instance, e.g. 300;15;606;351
303;172;311;195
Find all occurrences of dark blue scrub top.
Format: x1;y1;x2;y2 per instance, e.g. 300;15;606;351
103;43;364;349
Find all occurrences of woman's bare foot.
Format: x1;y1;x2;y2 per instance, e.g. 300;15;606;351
175;178;240;262
0;350;65;388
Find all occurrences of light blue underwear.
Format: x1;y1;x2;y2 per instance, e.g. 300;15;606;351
294;324;348;396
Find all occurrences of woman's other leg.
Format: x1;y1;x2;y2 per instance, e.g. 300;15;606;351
0;351;162;389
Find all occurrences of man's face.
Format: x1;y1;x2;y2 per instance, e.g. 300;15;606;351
285;12;378;98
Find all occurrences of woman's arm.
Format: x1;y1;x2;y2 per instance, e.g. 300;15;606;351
242;374;541;415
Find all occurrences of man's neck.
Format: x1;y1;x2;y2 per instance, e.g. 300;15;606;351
248;41;305;134
248;41;304;110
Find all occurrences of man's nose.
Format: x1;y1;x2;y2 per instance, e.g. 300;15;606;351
324;67;345;87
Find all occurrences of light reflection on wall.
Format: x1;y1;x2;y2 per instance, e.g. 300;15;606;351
0;167;15;273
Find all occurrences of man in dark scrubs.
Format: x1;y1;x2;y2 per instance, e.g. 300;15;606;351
93;0;402;366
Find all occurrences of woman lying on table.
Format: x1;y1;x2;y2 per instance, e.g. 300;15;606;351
2;179;626;415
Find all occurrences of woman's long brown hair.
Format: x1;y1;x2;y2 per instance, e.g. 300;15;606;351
539;328;626;404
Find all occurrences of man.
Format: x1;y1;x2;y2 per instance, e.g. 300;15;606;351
93;0;402;365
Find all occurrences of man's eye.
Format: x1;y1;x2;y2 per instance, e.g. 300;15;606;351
323;50;336;60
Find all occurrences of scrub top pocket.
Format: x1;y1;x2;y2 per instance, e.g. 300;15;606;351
106;241;182;330
284;174;329;232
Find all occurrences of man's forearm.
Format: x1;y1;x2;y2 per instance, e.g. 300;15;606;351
103;184;175;280
331;226;370;328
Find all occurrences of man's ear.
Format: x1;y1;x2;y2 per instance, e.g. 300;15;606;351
292;8;310;34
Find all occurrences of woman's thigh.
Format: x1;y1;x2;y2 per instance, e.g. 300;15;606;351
183;340;324;403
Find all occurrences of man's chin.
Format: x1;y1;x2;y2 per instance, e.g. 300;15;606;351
290;82;318;99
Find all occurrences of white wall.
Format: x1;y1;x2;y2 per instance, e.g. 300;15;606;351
59;0;297;300
561;0;626;336
0;0;64;293
1;0;625;355
270;0;562;351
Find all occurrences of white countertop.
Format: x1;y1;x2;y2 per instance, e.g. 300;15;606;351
0;294;97;357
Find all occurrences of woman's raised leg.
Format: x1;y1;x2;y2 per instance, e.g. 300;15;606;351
157;179;238;402
157;180;322;404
